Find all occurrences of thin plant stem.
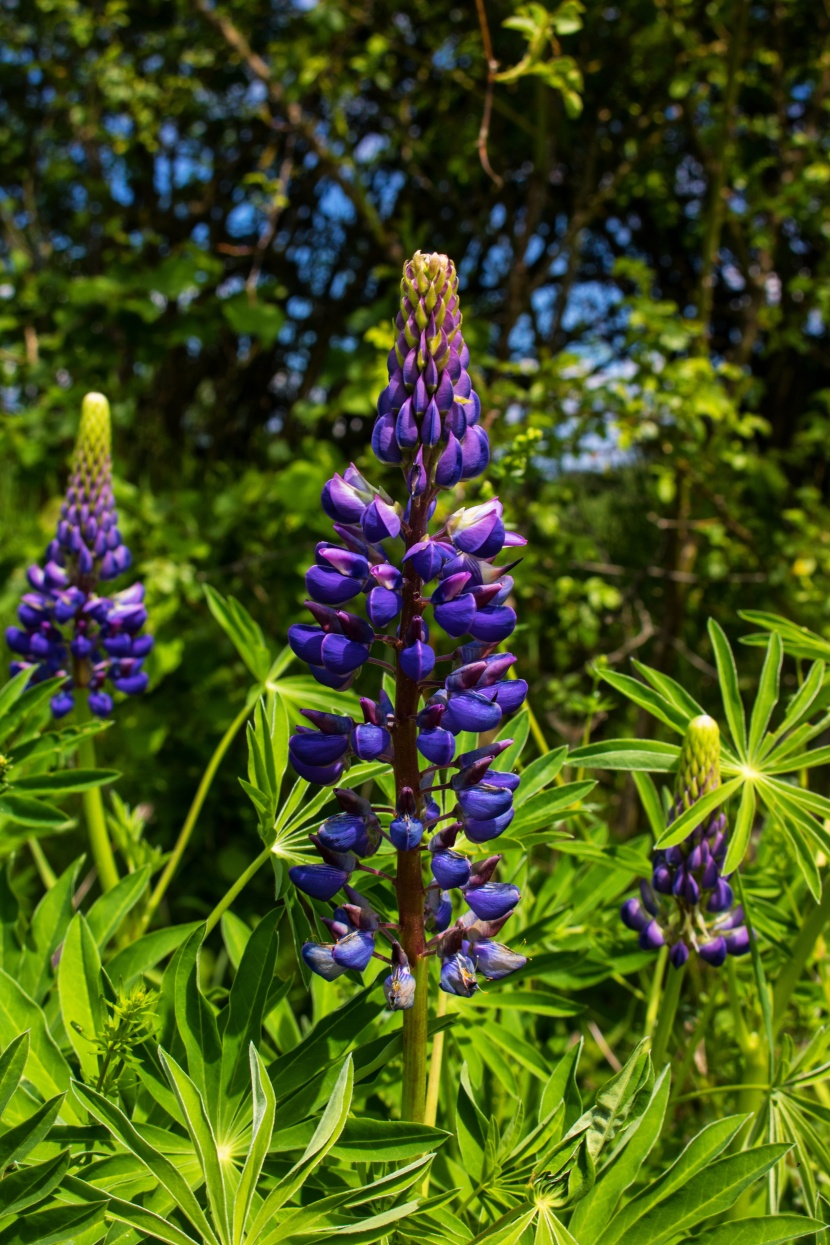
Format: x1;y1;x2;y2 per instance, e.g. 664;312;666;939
29;838;56;889
644;945;669;1038
142;699;252;930
651;960;686;1069
76;702;119;893
424;986;448;1130
670;985;720;1104
204;845;272;936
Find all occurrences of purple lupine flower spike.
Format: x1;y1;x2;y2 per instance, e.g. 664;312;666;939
286;252;530;1024
620;715;750;969
6;393;151;717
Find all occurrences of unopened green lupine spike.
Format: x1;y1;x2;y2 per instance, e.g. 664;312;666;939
675;714;721;812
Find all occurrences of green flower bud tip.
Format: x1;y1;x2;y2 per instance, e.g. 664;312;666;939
73;391;112;474
676;714;721;810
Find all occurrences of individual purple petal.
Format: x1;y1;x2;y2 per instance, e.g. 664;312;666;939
464;881;520;920
472;941;527;980
384;963;416;1010
468;605;517;643
440;952;478;997
361;497;401;544
372;412;404;463
289;864;350;901
431;849;472;889
302;943;348;980
331;929;375;971
670;941;690;969
724;926;750;956
288;623;326;665
638;920;665;951
458;424;490;480
442;690;502;735
698;936;728;967
305;565;363;606
350;722;391;762
400;640;435;682
319;633;370;676
621;898;650;932
417;726;456;766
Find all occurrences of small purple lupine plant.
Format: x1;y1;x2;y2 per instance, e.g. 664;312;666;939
285;252;528;1120
5;393;152;718
621;714;750;968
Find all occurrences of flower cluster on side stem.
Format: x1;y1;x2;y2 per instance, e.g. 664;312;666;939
286;251;528;1011
621;714;750;968
5;393;151;718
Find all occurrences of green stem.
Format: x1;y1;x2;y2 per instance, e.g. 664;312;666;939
204;845;272;936
29;838;57;889
772;875;830;1030
76;707;119;893
424;984;448;1130
670;984;720;1104
644;945;669;1038
142;699;252;930
401;954;428;1123
651;959;686;1069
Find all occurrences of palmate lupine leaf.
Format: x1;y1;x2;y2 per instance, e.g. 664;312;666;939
58;912;104;1083
580;625;830;891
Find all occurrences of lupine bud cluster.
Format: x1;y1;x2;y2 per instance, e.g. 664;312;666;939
5;394;151;718
621;715;750;968
286;253;527;1008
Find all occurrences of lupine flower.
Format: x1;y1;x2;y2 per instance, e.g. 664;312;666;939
620;715;750;968
285;253;528;1007
6;393;151;718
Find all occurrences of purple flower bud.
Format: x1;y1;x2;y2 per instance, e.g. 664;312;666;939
317;812;372;856
389;811;424;851
472;941;527;980
724;926;750;956
404;539;453;582
433;595;477;638
384;962;416;1010
112;672;149;695
288;623;326;665
366;586;402;627
305;565;364;606
399;640;435;682
425;885;453;932
621;898;649;932
458;783;514;821
396;398;419;449
707;878;734;913
287;750;347;786
331;929;375;971
670;941;690;969
422;399;442;446
468;605;517;643
350;722;391;762
88;690;114;717
443;690;502;735
698;936;728;966
5;627;30;656
319;633;370;676
431;849;471;889
464;881;520;920
372;412;404;463
302;943;348;981
465;806;515;846
440;952;478;997
289;864;350;901
361;497;401;544
417;726;456;766
435;431;463;487
639;920;665;951
407;448;429;497
290;729;350;766
51;691;75;718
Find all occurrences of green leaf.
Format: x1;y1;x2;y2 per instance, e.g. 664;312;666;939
570;1068;670;1243
204;585;272;683
600;670;690;735
510;781;596;836
680;1217;828;1245
0;793;68;828
247;1055;354;1242
175;925;223;1118
0;1149;69;1217
761;660;825;758
0;969;80;1121
12;768;119;794
722;780;756;876
71;1078;222;1245
633;771;667;839
233;1045;276;1245
540;1039;582;1130
327;1116;448;1160
631;661;706;723
739;610;830;661
0;1201;106;1245
602;1114;749;1245
466;990;582;1017
514;747;569;804
104;1196;202;1245
219;909;279;1131
0;668;39;725
58;912;103;1083
158;1048;230;1244
86;865;151;948
708;619;747;757
106;920;203;984
0;1093;63;1169
656;777;743;848
568;740;681;772
496;709;530;773
624;1144;791;1245
16;856;81;1004
0;1032;29;1118
748;632;782;758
